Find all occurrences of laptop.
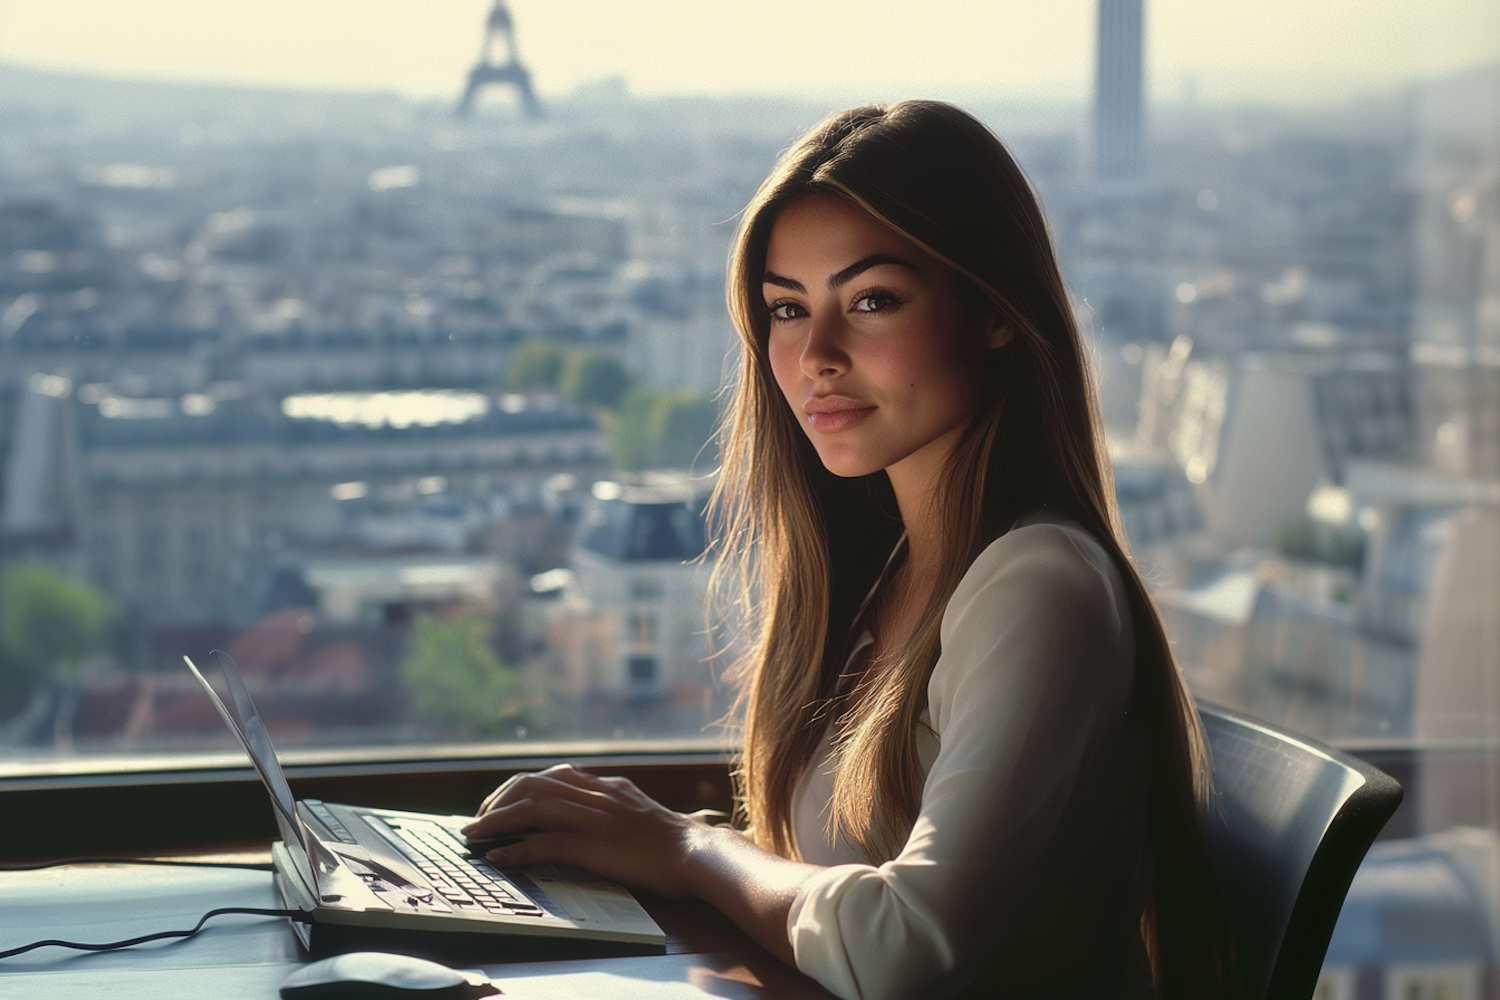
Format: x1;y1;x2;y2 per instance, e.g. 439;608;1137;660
184;650;666;959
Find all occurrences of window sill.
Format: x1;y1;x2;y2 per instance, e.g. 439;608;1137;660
0;741;736;860
0;735;733;786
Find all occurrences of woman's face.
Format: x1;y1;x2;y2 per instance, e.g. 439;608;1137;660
763;195;1005;489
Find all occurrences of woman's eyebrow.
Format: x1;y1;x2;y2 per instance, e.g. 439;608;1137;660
762;270;804;293
827;254;915;290
762;254;916;295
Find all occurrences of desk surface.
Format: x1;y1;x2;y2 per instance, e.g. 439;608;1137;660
0;855;833;999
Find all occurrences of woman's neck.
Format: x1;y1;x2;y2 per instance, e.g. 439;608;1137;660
888;469;946;587
869;476;947;658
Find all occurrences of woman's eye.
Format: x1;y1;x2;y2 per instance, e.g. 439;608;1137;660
852;291;900;314
767;301;804;322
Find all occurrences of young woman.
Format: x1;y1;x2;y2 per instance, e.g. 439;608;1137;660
465;101;1232;999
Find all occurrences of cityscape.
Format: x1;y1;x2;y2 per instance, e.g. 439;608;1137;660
0;1;1497;994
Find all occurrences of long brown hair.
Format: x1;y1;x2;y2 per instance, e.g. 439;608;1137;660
710;101;1230;998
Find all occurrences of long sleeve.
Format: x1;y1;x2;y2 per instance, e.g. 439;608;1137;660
786;519;1142;1000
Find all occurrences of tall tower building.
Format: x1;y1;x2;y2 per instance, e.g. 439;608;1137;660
1095;0;1144;179
1407;65;1500;477
457;1;542;118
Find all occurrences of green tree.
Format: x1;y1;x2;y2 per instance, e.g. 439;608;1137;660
0;564;115;718
505;339;568;392
608;386;661;472
1275;516;1365;571
399;612;517;737
654;390;718;469
559;349;632;409
607;387;718;472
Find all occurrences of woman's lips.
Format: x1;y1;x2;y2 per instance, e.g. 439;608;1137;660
805;396;875;434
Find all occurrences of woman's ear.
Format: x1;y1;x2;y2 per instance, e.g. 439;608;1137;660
986;318;1013;349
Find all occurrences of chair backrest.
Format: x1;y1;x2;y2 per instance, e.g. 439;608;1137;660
1197;703;1403;1000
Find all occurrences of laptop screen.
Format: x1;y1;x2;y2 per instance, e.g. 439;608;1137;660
185;650;322;894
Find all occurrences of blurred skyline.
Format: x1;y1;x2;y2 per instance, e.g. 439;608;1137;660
0;0;1496;107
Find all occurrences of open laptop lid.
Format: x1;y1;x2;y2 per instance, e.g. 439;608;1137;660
184;650;325;897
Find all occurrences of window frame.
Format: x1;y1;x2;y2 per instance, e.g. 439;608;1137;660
0;748;735;861
0;741;1432;862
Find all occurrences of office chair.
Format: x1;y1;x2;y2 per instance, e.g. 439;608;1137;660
1197;702;1403;1000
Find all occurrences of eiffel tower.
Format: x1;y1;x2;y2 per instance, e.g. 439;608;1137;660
457;0;542;118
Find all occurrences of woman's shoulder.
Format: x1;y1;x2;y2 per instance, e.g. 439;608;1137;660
945;509;1128;625
931;508;1136;728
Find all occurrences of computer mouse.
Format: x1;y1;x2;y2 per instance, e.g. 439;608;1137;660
278;951;501;999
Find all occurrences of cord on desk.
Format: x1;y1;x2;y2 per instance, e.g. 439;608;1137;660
0;907;309;960
0;857;273;872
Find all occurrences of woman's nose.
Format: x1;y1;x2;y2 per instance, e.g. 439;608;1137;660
800;316;849;378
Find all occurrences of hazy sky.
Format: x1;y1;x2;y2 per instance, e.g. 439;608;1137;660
0;0;1495;105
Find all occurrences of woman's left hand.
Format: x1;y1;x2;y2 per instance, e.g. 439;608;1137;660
461;763;712;900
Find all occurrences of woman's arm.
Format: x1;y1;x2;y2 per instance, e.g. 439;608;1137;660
461;763;819;964
784;521;1141;1000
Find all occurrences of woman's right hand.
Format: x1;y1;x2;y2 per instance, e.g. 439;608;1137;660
463;762;820;967
462;762;717;900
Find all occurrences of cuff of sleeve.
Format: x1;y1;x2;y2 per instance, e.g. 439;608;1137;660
787;863;871;1000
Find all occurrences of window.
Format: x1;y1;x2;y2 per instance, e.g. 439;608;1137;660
185;524;213;590
88;526;119;593
627;655;659;687
628;611;659;647
1312;967;1355;1000
1383;963;1483;1000
629;579;664;601
0;5;1497;984
136;521;166;594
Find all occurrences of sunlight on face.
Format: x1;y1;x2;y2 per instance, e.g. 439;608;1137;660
763;195;1003;491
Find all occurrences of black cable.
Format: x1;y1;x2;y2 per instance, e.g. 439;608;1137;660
0;907;309;960
0;857;273;872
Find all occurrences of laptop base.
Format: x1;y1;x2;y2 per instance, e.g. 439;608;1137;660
289;912;667;963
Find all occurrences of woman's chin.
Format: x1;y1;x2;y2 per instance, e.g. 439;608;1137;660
814;451;885;480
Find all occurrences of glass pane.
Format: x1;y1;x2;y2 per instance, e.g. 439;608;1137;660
1;0;1496;986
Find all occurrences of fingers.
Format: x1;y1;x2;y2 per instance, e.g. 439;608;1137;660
480;823;694;900
478;766;556;816
540;764;639;795
464;766;698;900
477;764;640;817
482;830;580;869
477;763;581;815
467;767;652;841
463;792;609;840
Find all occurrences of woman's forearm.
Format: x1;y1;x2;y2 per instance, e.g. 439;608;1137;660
463;765;822;967
680;823;824;966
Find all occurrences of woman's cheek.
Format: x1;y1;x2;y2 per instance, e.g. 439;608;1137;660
767;337;805;404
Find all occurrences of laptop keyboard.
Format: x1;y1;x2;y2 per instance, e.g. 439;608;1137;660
374;817;548;919
306;800;358;844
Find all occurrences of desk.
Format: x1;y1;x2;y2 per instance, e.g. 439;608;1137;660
0;853;834;999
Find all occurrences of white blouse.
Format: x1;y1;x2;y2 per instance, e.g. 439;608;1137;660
787;514;1155;1000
